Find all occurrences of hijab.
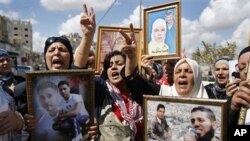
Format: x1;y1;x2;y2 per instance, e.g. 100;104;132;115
160;58;208;98
150;18;167;47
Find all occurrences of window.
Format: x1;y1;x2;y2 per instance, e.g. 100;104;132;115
14;27;18;30
25;34;28;37
25;28;28;31
14;34;18;36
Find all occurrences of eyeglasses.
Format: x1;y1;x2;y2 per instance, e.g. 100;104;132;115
45;36;70;47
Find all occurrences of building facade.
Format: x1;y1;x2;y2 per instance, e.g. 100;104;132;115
0;15;33;65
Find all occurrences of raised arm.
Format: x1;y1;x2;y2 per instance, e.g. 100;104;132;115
119;24;138;77
74;3;96;68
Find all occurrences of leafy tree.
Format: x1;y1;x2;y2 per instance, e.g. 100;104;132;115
192;41;237;70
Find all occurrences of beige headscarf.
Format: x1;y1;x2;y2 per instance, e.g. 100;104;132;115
160;58;208;98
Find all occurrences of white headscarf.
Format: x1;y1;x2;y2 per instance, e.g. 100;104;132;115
160;58;208;98
151;18;167;47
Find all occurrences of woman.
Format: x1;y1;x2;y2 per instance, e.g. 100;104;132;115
24;3;96;139
205;57;231;99
0;49;25;141
26;5;158;141
159;58;208;98
75;24;160;140
148;18;169;56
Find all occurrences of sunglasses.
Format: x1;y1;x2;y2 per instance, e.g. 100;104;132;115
45;36;70;47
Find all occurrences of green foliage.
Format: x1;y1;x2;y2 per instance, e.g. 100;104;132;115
192;41;237;67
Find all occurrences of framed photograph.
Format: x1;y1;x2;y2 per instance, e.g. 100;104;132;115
143;96;228;141
96;26;142;74
228;60;240;83
238;107;250;125
26;70;95;141
143;1;181;59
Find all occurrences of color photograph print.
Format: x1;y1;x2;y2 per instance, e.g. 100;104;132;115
143;96;228;141
26;70;95;141
144;1;181;60
96;26;142;74
228;59;241;83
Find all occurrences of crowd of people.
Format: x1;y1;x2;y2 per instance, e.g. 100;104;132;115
1;3;250;141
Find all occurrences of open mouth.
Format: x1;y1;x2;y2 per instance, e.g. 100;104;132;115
178;80;188;86
218;76;226;79
112;72;119;77
52;59;63;67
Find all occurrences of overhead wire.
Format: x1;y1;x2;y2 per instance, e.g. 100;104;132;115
96;0;118;26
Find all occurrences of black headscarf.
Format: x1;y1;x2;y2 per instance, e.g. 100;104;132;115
44;36;73;70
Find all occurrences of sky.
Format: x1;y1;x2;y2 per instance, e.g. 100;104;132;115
0;0;249;58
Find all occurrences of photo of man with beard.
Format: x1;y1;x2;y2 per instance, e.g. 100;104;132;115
184;106;220;141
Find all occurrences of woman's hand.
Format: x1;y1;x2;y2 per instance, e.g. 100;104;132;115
231;80;250;111
80;3;96;39
119;23;137;59
24;114;37;130
74;3;96;68
226;81;239;97
0;110;24;134
120;23;138;77
85;119;98;140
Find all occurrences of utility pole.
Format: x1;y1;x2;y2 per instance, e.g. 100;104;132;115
139;0;142;28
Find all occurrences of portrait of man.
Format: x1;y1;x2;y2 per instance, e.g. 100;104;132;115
53;80;89;141
145;97;225;141
35;80;71;141
184;106;220;141
33;77;90;141
165;8;176;54
148;104;172;141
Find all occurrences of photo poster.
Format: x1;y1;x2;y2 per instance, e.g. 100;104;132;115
228;59;239;83
146;101;222;141
32;75;90;114
96;26;141;74
148;7;177;55
29;74;91;141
